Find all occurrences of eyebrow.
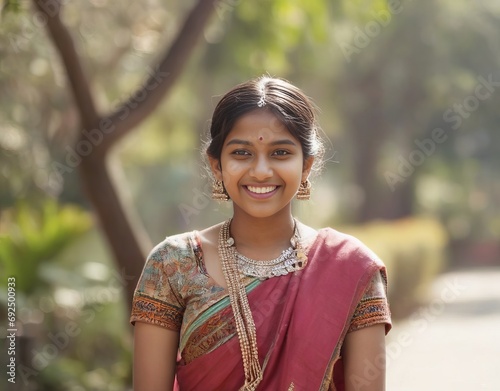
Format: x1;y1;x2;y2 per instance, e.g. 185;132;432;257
226;138;297;147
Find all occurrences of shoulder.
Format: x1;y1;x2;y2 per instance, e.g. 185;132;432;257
197;221;224;246
145;231;200;276
149;231;197;258
196;221;226;258
315;226;385;269
146;222;224;271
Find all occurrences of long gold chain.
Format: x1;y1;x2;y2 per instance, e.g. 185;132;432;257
219;219;263;391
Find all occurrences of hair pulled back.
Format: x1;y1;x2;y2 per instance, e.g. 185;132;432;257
206;76;324;174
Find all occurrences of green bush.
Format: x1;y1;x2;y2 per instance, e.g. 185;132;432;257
0;200;98;390
340;217;448;319
0;200;92;296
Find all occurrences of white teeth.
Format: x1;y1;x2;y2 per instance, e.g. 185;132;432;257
247;186;277;194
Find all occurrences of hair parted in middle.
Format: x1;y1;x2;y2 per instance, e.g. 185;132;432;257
205;76;325;175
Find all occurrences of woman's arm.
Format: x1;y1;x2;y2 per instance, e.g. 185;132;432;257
133;322;180;391
343;324;387;391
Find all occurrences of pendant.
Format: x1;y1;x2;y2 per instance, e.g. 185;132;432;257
296;249;307;267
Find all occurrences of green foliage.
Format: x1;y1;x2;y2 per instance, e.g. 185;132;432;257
35;300;132;391
2;229;131;391
0;200;92;295
341;217;448;318
1;0;22;16
205;0;330;77
341;0;392;23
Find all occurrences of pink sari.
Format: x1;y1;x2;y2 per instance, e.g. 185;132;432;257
174;228;388;391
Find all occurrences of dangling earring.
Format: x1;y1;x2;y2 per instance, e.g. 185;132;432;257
296;179;311;200
212;180;229;201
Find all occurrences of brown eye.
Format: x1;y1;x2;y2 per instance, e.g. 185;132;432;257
232;150;251;156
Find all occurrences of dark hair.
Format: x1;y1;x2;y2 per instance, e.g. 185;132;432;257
206;76;324;174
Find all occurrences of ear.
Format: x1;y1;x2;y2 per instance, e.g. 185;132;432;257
208;155;223;181
302;156;314;182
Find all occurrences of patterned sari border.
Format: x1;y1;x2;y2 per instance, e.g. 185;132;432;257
183;278;261;339
180;278;262;363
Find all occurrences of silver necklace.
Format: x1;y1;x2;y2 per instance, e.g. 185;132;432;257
225;219;308;280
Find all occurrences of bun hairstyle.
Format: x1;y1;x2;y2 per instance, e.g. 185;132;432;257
206;76;324;174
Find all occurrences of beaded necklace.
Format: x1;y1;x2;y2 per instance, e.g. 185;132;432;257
218;218;308;390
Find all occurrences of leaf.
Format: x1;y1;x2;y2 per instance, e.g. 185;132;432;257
0;200;93;295
2;0;22;17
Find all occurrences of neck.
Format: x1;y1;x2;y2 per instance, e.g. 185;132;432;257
228;208;295;251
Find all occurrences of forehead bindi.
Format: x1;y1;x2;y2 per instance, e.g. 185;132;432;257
225;110;295;145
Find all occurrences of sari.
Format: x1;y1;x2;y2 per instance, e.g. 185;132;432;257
131;227;391;391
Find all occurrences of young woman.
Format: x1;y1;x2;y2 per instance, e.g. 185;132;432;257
130;76;391;391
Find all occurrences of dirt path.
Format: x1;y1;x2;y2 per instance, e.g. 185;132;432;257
386;267;500;390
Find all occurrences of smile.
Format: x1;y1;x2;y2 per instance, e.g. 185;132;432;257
246;185;277;194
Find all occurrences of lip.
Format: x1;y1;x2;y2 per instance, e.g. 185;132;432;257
243;185;280;199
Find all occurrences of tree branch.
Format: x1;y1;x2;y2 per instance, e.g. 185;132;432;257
34;0;220;310
78;156;151;309
32;0;98;130
99;0;218;154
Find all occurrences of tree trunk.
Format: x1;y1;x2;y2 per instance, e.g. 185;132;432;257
342;70;392;222
340;45;424;222
34;0;218;309
78;156;150;306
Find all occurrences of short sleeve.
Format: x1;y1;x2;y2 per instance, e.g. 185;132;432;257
130;242;185;331
348;270;392;334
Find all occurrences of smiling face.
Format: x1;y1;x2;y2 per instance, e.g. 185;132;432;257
209;109;314;219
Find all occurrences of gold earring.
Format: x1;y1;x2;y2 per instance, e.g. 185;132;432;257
212;180;229;201
296;180;311;200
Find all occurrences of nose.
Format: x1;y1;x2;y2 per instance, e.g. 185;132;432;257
249;155;273;180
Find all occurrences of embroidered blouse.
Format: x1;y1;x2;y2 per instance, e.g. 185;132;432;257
130;230;391;364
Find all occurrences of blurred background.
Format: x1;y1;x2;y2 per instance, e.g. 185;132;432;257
0;0;499;390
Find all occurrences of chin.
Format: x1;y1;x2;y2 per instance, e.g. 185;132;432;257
235;204;292;220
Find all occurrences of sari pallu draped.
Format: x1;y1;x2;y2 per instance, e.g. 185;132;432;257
175;228;390;391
